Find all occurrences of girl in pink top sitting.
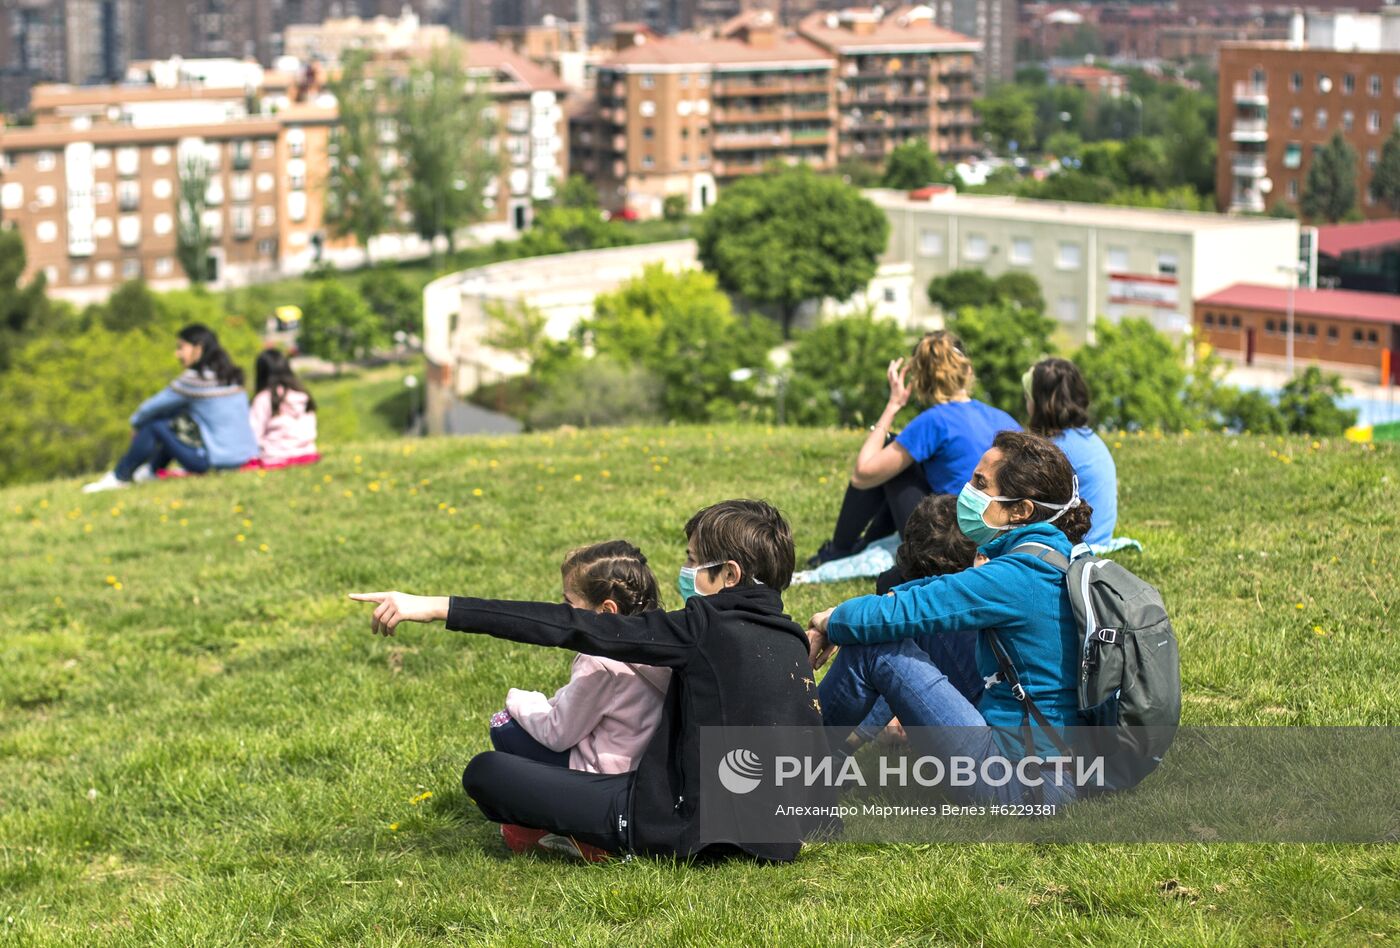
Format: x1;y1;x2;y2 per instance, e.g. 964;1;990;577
249;349;318;463
489;540;671;775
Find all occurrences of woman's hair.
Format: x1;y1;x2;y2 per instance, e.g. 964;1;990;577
909;330;974;405
561;540;662;616
178;323;244;387
895;493;978;580
990;430;1094;545
255;348;317;416
1027;357;1091;437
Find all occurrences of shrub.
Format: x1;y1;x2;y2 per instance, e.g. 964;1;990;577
785;311;910;427
524;358;664;429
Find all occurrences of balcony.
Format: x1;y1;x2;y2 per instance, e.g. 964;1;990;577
1231;152;1268;177
1230;118;1269;143
711;79;829;98
1233;81;1268;106
1229;188;1266;213
713;130;791;150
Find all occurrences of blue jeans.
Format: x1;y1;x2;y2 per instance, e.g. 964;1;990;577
853;631;983;743
818;637;1076;805
113;418;210;481
489;715;569;768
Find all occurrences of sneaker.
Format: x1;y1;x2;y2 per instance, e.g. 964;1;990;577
131;463;156;483
804;540;848;569
499;824;548;855
81;471;129;494
537;833;612;863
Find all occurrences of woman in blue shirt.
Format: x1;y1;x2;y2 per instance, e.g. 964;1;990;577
806;431;1095;804
83;324;258;493
1025;357;1117;547
807;331;1019;570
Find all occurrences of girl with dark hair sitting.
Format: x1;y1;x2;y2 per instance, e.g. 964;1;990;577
83;323;258;493
1024;357;1117;547
250;349;319;463
807;431;1095;805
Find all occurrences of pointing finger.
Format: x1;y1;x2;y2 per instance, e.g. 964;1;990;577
349;592;388;603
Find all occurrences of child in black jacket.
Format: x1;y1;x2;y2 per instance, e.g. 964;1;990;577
350;499;832;863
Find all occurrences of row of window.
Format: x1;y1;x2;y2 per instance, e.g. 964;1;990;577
1287;107;1399;133
1204;312;1383;348
52;240;280;285
31;203;280;245
20;138;286;175
1260;67;1400;98
918;229;1178;277
1201;312;1243;330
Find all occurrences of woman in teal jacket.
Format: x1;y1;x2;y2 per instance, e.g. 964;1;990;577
806;431;1094;803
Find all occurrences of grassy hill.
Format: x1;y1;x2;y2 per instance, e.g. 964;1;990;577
3;426;1397;944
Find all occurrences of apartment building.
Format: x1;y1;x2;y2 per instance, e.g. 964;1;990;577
798;7;981;165
871;186;1302;345
1218;10;1400;219
570;12;836;218
282;9;453;65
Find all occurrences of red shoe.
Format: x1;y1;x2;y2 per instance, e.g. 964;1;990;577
499;824;548;855
538;833;612;863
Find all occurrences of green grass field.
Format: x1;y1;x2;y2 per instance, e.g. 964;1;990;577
3;426;1397;945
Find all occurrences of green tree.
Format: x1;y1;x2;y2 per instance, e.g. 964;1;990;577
525;357;663;430
395;42;498;257
1024;171;1117;204
358;268;419;340
1164;93;1216;195
92;280;160;333
556;174;599;210
1370;126;1400;214
176;152;212;285
0;228;57;370
947;302;1057;416
1074;318;1202;431
662;193;688;221
992;272;1046;314
1276;366;1357;435
785;311;909;427
299;280;382;370
975;86;1037;153
584;264;779;421
325;51;396;265
1217;388;1287;434
696;167;889;337
836;158;884;188
1301;132;1360;223
927;269;996;312
1116;136;1169;191
515;205;630;256
881;139;944;190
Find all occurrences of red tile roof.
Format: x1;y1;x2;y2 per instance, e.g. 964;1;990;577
603;32;832;67
1197;283;1400;326
798;10;979;51
1316;219;1400;257
463;41;568;93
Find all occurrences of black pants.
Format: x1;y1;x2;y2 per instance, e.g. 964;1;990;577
829;463;932;556
489;715;570;768
462;751;632;853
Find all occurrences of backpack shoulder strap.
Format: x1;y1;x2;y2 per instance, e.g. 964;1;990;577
984;629;1075;758
1010;541;1071;573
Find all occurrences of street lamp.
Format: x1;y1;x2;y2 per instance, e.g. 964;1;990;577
1277;262;1306;376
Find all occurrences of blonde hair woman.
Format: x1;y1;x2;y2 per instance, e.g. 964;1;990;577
808;331;1020;579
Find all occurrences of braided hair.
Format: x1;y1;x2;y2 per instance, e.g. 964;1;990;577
561;540;662;616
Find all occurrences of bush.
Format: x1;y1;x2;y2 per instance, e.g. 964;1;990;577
662;194;688;222
0;292;260;485
358;268;420;341
1277;366;1357;435
785;311;910;427
524;358;663;429
1074;318;1203;431
299;280;383;369
947;302;1056;417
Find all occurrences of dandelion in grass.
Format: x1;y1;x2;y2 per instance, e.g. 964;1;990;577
409;791;433;805
448;507;458;516
233;505;244;514
472;488;483;497
242;518;252;528
368;482;381;493
388;822;399;832
259;544;269;553
179;518;188;527
323;474;333;483
1295;602;1305;610
1314;626;1328;636
83;523;93;533
573;474;583;482
342;490;353;499
236;534;246;543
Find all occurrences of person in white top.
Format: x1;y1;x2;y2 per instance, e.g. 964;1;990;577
248;348;318;463
489;540;671;775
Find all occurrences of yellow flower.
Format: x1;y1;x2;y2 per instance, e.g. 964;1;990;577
573;474;583;482
388;822;399;831
408;487;419;496
818;476;828;485
323;474;333;483
653;465;662;473
368;481;381;492
242;518;253;528
1313;626;1327;636
1295;602;1304;610
342;489;354;498
472;488;484;497
179;518;188;527
259;543;269;553
159;514;169;523
438;502;447;510
354;455;362;464
600;471;610;478
233;505;244;514
83;523;93;533
409;790;433;805
113;582;123;591
110;507;121;517
105;575;117;585
39;499;49;509
489;459;499;468
448;507;458;515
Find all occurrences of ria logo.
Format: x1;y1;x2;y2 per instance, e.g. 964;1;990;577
717;748;763;794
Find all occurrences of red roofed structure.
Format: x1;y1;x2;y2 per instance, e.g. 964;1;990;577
1316;220;1400;258
1195;283;1400;382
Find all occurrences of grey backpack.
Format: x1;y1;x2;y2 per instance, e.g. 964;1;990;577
987;542;1181;791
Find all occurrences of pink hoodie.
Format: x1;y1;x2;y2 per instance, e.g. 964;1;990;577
249;388;318;461
505;655;671;774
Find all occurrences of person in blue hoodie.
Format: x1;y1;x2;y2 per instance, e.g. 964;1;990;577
805;430;1094;804
83;324;258;493
1024;357;1117;548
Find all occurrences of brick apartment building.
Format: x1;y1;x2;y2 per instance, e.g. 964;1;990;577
0;39;569;299
570;8;978;218
1218;11;1400;219
797;7;981;164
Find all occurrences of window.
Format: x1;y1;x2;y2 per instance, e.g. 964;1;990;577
1266;319;1277;334
1055;296;1078;323
1251;68;1266;90
1056;241;1081;270
1157;252;1178;277
257;139;275;159
152;146;171;166
232;206;253;239
1106;245;1129;272
640;74;654;89
93;218;112;238
882;287;897;303
1204;312;1215;327
71;263;89;284
95;261;113;281
1284;142;1302;168
152;178;172;200
643;127;654;140
679;154;688;167
257;238;277;256
1367;330;1379;346
257;172;274;193
642;155;654;169
1288;178;1298;199
1353;329;1364;343
153;213;172;235
36;220;58;243
965;233;989;261
1316;108;1328;130
918;228;943;256
205;179;224;206
288;173;305;192
117;216;140;247
231;174;252;202
679;74;689;88
1287;107;1301;129
36;150;56;171
1010;236;1033;266
117;180;139;211
122;258;140;279
698;74;709;87
1317;73;1330;93
638;100;656;118
94;182;112;204
1290;71;1302;92
257;205;274;227
1342;110;1354;132
1326;326;1338;343
287;191;306;222
154;257;174;277
92;149;110;169
286;128;305;158
1307;323;1318;339
1232;316;1241;329
1343;74;1355;94
0;182;21;210
1369;111;1381;133
1370;75;1382;96
1368;149;1379;169
202;209;222;239
116;147;139;176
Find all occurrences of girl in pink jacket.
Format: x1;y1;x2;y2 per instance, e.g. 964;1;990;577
489;540;671;775
249;349;318;463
